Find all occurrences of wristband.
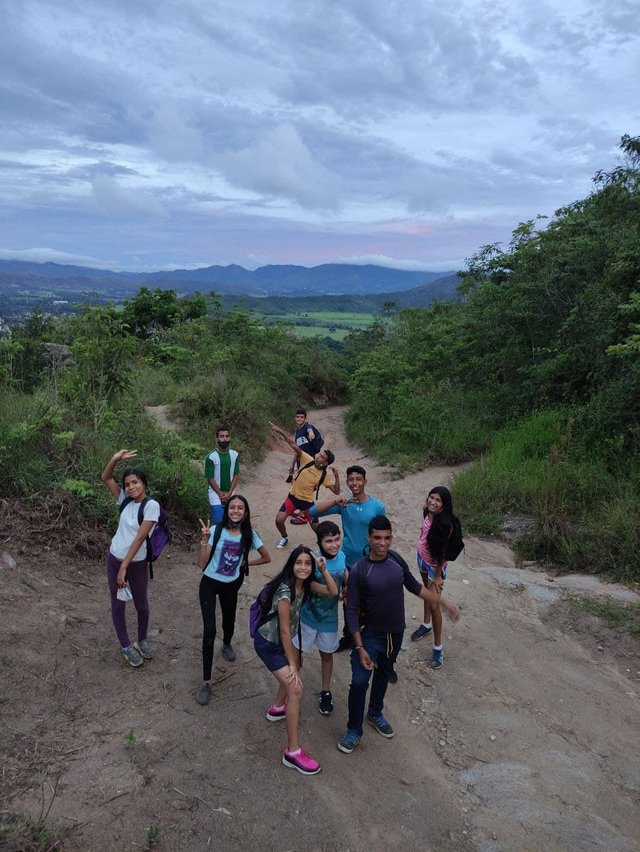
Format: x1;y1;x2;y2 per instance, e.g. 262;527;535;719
199;541;209;547
354;645;364;651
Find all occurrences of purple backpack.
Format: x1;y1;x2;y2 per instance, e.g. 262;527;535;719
119;496;172;579
249;582;276;638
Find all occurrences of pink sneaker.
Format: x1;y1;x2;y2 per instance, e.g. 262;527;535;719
266;703;286;721
282;747;321;775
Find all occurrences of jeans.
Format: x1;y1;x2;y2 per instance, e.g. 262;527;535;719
106;553;150;647
199;572;244;680
347;628;403;735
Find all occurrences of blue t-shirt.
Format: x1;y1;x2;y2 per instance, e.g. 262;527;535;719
203;528;263;583
311;497;386;566
300;550;346;632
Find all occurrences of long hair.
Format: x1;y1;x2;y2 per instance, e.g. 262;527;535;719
220;494;253;560
425;486;455;563
260;545;316;618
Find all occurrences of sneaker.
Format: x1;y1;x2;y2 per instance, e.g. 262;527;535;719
276;537;289;549
366;713;395;738
121;645;143;667
337;729;362;754
318;690;333;715
133;639;154;660
290;516;307;525
411;623;432;641
266;703;286;721
336;635;353;653
196;682;212;705
431;647;444;669
282;747;321;776
221;643;236;662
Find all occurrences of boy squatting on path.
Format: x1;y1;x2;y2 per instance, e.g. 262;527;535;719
269;420;340;549
292;520;346;716
204;426;239;525
337;515;460;754
310;464;385;652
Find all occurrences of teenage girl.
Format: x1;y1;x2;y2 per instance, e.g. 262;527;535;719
196;495;270;706
254;544;338;776
411;485;456;669
101;449;159;668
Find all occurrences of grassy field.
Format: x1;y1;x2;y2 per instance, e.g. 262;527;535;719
261;310;376;340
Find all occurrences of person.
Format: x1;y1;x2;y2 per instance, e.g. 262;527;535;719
254;544;339;775
204;426;239;526
196;495;271;705
269;420;340;549
310;465;385;651
101;449;160;668
337;515;460;755
410;485;458;669
292;521;346;716
288;408;323;478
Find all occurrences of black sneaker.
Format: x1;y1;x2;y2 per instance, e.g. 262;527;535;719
318;690;333;715
411;623;432;641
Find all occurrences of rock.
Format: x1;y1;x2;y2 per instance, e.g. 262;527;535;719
1;552;17;569
489;735;497;741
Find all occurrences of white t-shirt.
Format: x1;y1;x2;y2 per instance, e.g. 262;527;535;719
109;491;160;562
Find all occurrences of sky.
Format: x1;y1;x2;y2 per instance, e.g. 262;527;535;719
0;0;638;273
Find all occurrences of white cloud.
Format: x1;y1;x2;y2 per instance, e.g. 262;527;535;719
91;175;168;219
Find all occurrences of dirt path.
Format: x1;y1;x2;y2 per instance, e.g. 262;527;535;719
1;407;639;851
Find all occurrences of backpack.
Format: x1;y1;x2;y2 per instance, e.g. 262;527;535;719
445;517;465;562
249;582;276;638
119;496;172;579
294;459;327;499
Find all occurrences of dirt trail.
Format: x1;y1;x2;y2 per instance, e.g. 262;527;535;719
1;407;639;851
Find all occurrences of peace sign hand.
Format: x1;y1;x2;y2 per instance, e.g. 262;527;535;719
198;518;211;540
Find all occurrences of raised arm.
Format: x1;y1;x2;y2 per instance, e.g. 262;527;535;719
269;421;302;455
327;467;341;495
309;556;339;596
101;449;137;500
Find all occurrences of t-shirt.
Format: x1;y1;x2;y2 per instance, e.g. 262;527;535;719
295;421;321;455
310;496;386;566
258;581;305;645
204;448;240;507
300;550;346;632
418;514;450;566
290;451;334;503
202;528;263;583
110;491;160;562
346;552;422;635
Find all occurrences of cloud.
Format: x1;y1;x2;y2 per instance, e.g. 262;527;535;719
0;246;120;268
91;175;168;219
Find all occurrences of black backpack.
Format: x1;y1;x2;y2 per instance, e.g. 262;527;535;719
293;459;328;499
445;517;465;561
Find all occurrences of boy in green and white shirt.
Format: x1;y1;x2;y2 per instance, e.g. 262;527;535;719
204;426;239;525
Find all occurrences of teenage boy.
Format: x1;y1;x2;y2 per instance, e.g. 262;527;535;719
288;409;323;476
269;420;340;549
310;465;385;651
337;515;459;755
204;426;239;525
292;521;346;715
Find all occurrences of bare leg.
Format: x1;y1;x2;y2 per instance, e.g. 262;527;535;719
320;651;333;692
275;511;288;538
272;666;303;751
420;571;431;623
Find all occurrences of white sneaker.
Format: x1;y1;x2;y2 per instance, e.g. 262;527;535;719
276;537;289;549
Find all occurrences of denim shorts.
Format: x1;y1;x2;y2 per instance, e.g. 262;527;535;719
416;553;447;582
254;631;288;672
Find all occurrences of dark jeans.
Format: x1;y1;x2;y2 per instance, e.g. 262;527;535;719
199;572;244;680
347;628;403;735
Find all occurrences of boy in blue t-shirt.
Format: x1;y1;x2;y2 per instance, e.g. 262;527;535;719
292;521;346;716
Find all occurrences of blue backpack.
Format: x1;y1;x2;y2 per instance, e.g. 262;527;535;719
119;496;172;579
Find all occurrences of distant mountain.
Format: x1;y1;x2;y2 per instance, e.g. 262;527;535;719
0;259;459;321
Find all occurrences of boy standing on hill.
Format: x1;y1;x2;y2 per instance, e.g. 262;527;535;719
311;465;385;651
204;426;239;525
269;421;340;549
288;408;323;478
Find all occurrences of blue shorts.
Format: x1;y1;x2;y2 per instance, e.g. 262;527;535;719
254;632;288;672
416;553;447;582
